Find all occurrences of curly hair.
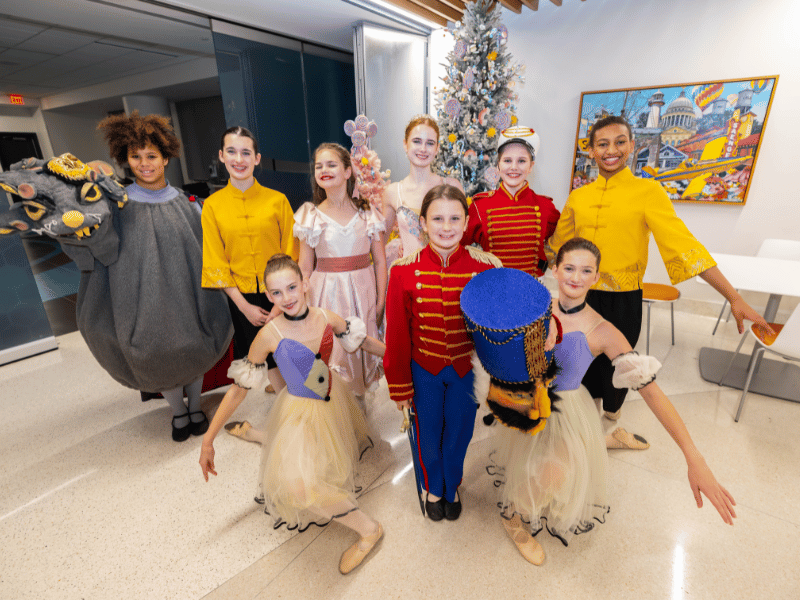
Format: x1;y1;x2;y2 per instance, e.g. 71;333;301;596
97;111;181;166
311;143;369;212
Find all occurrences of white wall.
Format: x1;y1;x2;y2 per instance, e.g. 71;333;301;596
431;0;800;315
41;110;112;166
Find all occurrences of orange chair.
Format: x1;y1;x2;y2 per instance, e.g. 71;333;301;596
718;303;800;422
641;283;680;354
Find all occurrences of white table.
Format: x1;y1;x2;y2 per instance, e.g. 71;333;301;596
698;253;800;402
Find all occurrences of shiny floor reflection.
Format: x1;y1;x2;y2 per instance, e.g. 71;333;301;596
1;305;798;599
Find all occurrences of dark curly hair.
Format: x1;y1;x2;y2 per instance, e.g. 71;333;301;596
97;111;181;166
311;143;369;212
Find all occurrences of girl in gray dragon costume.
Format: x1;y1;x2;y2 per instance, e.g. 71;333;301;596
0;113;232;441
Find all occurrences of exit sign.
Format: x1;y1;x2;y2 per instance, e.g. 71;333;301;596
8;94;24;105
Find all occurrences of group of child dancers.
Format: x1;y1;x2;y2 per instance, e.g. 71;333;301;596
93;111;752;575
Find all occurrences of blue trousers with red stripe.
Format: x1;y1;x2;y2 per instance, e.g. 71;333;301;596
410;360;477;502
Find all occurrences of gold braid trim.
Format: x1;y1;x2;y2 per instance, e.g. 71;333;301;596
44;153;91;182
465;245;503;268
390;248;423;268
523;319;548;380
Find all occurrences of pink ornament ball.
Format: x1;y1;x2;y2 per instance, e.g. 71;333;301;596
444;98;461;120
495;111;511;130
352;131;366;147
355;115;369;130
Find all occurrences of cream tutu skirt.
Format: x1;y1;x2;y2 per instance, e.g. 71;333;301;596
256;371;369;530
489;385;610;546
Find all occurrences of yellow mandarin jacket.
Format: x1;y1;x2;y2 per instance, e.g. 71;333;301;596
546;167;716;291
201;181;297;293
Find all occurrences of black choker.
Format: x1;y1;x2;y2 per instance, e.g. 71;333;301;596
558;300;586;315
284;307;310;321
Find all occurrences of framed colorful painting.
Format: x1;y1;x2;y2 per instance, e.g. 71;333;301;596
570;76;778;205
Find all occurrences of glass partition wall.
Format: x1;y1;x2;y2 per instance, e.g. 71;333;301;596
211;21;356;210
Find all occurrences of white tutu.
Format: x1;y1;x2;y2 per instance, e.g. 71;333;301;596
256;371;369;530
489;384;609;545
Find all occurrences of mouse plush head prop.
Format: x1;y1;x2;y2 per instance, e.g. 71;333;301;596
0;153;128;269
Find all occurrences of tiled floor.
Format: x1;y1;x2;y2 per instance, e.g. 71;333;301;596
1;306;799;599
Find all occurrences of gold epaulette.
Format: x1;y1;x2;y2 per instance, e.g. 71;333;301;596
472;191;492;202
390;248;423;268
466;245;503;268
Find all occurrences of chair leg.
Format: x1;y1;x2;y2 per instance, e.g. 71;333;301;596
646;302;651;355
670;303;675;346
712;299;728;335
718;332;749;385
735;347;764;422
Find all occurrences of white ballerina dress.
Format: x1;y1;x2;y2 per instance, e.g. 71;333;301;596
228;310;370;530
489;324;660;545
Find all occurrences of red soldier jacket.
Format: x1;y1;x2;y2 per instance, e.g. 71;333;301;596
383;244;502;403
461;182;560;277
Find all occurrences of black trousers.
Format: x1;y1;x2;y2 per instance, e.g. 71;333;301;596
228;292;277;369
581;289;643;413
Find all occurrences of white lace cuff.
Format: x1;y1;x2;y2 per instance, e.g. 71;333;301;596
293;222;324;248
365;210;387;241
335;317;367;352
611;352;661;390
228;357;268;390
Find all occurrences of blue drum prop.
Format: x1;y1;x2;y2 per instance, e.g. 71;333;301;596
461;268;559;435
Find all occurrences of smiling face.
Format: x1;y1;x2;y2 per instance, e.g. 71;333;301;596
127;144;168;191
420;197;468;257
219;133;260;183
588;123;635;180
404;124;439;168
266;268;309;318
314;149;351;192
553;249;600;301
497;143;533;194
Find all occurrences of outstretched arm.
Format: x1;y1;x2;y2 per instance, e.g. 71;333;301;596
637;382;736;524
596;322;736;524
700;266;774;335
199;328;276;481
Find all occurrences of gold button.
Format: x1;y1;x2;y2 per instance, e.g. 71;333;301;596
416;282;422;289
472;272;477;277
417;298;422;303
415;270;420;276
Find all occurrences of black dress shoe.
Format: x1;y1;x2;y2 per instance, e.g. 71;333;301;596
172;414;191;442
444;491;462;521
425;497;445;521
189;411;209;436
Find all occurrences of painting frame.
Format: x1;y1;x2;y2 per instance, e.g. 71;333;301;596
570;75;779;205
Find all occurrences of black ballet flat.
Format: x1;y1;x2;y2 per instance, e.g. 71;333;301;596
444;492;462;521
172;414;191;442
189;411;209;436
425;497;445;521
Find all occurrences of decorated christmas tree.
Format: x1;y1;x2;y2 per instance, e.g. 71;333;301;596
434;0;524;197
